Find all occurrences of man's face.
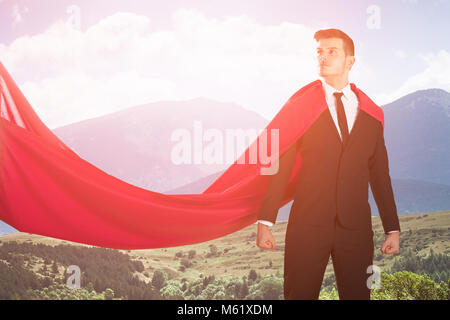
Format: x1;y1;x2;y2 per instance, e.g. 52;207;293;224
316;37;354;78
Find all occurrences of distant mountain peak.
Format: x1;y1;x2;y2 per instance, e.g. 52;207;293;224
385;87;450;110
410;88;450;103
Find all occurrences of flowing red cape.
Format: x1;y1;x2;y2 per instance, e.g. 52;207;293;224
0;61;384;249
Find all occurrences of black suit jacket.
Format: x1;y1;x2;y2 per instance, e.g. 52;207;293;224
257;106;401;235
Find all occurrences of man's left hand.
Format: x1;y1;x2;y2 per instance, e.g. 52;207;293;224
381;232;399;254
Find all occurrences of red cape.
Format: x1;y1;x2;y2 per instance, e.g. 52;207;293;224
0;61;384;249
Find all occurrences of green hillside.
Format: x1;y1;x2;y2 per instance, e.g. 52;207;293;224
0;210;448;300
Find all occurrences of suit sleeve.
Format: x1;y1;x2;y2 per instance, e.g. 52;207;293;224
257;139;299;224
369;122;401;235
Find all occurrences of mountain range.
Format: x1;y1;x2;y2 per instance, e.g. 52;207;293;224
1;88;449;234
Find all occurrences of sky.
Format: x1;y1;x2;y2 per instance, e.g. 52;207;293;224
0;0;449;129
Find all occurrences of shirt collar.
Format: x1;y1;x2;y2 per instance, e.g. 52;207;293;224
319;77;352;100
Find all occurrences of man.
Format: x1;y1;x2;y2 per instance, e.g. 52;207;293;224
256;28;401;300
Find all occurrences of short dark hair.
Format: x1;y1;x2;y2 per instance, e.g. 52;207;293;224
313;28;355;56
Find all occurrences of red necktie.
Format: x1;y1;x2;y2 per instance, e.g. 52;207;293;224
333;92;349;147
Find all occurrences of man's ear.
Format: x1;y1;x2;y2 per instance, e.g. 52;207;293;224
347;56;355;70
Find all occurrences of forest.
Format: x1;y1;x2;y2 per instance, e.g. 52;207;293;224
0;240;448;300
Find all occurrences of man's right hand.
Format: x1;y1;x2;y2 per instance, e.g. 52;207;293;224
256;223;276;250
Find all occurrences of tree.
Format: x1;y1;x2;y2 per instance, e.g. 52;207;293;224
104;288;115;300
371;271;449;300
240;280;249;298
133;260;145;272
199;283;225;300
161;284;184;300
188;250;196;259
319;285;339;300
152;269;167;290
203;275;215;288
257;277;283;300
180;258;192;268
248;269;257;282
86;282;95;293
208;244;219;257
51;261;58;274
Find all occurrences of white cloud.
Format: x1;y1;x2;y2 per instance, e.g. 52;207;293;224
1;9;327;128
0;9;375;129
373;49;450;105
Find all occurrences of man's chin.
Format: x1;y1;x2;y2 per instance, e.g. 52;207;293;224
319;70;336;78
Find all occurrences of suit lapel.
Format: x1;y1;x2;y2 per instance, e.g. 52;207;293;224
345;107;362;150
323;106;362;150
318;79;366;150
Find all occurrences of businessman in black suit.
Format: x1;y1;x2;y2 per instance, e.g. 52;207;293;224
256;29;401;300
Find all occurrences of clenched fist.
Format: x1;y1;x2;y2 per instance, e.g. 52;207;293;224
381;231;400;254
256;223;276;250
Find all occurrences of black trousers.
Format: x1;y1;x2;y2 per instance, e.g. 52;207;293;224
283;217;375;300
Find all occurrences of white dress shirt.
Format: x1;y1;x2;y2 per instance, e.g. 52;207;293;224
257;78;399;234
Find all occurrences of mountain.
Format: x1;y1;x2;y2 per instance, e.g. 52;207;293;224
0;222;16;235
52;97;268;193
1;88;450;234
51;88;450;194
383;88;450;186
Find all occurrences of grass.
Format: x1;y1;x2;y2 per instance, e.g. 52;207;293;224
1;210;449;283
